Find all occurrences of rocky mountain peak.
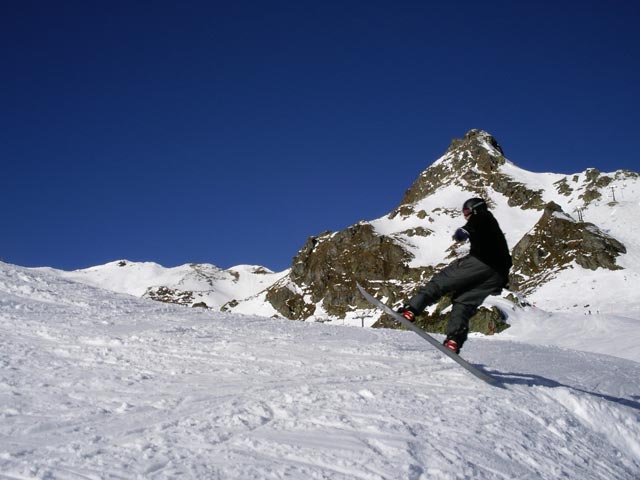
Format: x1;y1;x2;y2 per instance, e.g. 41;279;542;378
398;130;504;207
397;129;545;212
246;129;637;331
448;129;505;158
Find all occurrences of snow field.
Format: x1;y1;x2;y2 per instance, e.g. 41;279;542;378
1;263;639;479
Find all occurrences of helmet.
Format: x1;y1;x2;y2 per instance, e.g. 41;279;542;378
462;198;487;217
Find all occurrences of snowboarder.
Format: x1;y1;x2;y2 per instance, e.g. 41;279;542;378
397;198;512;354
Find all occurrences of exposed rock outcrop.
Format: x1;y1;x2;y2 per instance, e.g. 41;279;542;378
266;222;430;319
144;286;195;305
510;202;627;293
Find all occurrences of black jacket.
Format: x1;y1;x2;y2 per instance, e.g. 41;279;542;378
461;210;512;284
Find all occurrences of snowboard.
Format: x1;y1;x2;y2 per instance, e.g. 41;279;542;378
357;283;499;386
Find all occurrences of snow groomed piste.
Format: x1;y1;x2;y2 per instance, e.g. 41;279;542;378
1;262;639;478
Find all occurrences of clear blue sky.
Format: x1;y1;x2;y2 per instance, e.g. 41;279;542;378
2;1;638;272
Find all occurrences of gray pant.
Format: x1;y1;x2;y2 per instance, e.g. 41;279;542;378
408;256;504;337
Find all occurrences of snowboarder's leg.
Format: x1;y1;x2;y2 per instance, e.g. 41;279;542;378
406;281;443;312
446;269;504;351
407;256;496;313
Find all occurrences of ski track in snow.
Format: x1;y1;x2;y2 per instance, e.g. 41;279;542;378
1;263;640;479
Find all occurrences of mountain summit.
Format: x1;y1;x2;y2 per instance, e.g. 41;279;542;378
399;129;510;207
228;129;638;331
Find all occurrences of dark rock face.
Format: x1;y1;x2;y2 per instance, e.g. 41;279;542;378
265;278;316;320
510;202;626;294
266;222;429;319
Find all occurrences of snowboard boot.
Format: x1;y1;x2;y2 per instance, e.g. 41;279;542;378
443;338;460;354
443;330;467;354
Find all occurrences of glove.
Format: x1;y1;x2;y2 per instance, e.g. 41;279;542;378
397;306;417;322
452;227;469;242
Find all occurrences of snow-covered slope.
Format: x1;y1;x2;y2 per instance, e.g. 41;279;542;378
1;261;639;479
60;260;288;310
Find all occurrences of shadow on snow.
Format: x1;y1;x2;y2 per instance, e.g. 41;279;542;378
490;370;640;411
